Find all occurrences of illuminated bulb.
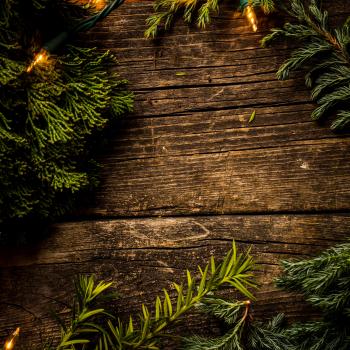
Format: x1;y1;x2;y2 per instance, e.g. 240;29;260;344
244;5;258;32
3;328;20;350
26;49;49;73
69;0;106;10
90;0;106;10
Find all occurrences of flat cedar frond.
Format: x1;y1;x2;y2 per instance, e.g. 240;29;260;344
262;0;350;130
43;242;350;350
145;0;278;38
0;1;133;229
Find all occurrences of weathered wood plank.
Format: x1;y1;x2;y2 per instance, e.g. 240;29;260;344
2;1;350;349
0;215;348;348
77;2;350;217
106;105;344;161
86;140;350;216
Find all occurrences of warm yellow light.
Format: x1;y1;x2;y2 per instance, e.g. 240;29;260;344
26;49;49;73
90;0;106;10
3;328;20;350
68;0;106;10
244;5;258;32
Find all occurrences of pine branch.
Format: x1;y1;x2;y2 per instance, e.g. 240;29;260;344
276;242;350;350
182;298;250;350
182;242;350;350
262;0;350;130
106;241;256;349
183;297;294;350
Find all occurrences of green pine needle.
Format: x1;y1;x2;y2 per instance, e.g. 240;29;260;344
262;0;350;130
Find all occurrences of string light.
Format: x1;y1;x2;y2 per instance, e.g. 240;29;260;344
240;0;258;32
69;0;107;11
3;328;20;350
26;49;49;73
26;0;124;73
244;5;258;32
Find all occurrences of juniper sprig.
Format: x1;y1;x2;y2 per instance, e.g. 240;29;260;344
0;0;133;231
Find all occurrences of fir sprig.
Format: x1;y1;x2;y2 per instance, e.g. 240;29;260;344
278;242;350;350
182;297;293;350
262;0;350;130
182;242;350;350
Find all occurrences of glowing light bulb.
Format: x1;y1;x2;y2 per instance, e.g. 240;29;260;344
90;0;106;10
3;328;20;350
69;0;106;10
244;5;258;32
26;49;49;73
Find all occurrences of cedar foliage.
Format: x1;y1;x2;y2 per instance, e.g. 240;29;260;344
0;0;133;230
262;0;350;130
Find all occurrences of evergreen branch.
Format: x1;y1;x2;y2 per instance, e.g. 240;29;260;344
0;0;134;228
46;242;256;349
106;241;256;349
183;299;294;350
245;314;293;350
182;242;350;350
182;298;250;350
53;276;114;350
262;0;350;130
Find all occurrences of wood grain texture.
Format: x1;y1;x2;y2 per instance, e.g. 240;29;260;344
0;215;349;348
90;140;350;216
78;2;350;217
1;1;350;348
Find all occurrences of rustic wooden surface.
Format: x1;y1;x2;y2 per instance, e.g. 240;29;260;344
1;1;350;348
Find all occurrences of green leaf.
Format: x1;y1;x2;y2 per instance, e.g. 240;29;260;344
248;110;256;123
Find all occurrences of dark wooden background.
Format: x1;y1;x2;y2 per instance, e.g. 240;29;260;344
1;1;350;348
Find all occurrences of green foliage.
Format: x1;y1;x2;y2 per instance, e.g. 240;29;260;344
106;242;256;349
43;241;350;350
43;275;117;350
145;0;277;38
0;0;133;229
47;242;256;349
182;298;293;350
278;242;350;350
262;0;350;130
182;242;350;350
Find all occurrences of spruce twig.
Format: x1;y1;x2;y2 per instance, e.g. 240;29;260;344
262;0;350;130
